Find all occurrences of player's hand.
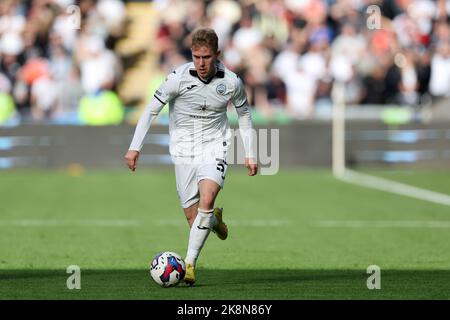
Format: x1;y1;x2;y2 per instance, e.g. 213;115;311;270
124;150;140;172
245;157;258;176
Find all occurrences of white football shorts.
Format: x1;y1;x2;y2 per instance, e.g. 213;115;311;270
173;155;228;208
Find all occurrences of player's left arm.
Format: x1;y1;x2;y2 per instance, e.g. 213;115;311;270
232;77;258;176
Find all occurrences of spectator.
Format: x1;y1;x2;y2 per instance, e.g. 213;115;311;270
77;35;119;94
397;49;420;105
30;72;58;121
284;59;316;118
429;42;450;98
0;0;26;37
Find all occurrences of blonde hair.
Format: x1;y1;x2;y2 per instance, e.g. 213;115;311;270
191;27;219;53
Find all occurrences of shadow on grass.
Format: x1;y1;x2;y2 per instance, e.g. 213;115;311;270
0;269;449;299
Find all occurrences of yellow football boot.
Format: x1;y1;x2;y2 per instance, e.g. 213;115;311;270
212;207;228;240
184;263;195;286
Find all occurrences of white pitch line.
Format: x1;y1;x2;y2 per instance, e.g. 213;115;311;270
336;169;450;207
314;220;450;228
155;219;290;227
0;219;140;227
0;218;290;228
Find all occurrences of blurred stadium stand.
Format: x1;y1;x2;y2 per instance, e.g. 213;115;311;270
0;0;449;169
115;1;159;111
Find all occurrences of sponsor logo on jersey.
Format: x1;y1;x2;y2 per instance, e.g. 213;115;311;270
186;84;197;90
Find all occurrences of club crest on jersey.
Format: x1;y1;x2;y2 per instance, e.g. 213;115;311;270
216;83;226;95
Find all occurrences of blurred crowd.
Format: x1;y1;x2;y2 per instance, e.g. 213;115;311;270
152;0;450;119
0;0;126;125
0;0;449;125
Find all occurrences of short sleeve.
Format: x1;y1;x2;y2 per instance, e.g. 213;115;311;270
231;76;247;108
154;70;180;104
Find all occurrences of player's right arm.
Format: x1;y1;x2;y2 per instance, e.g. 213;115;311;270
125;70;180;171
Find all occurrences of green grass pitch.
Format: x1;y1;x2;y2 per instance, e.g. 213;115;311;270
0;168;449;299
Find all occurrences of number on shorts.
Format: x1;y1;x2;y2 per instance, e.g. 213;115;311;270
216;158;227;180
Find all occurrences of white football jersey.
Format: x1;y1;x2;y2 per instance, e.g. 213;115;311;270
154;61;247;158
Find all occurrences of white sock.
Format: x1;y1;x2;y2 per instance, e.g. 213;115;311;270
185;208;214;267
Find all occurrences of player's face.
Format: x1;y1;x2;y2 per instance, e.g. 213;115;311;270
192;46;220;80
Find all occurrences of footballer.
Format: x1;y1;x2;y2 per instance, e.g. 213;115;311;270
124;27;257;285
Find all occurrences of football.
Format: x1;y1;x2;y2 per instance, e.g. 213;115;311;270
150;251;186;287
